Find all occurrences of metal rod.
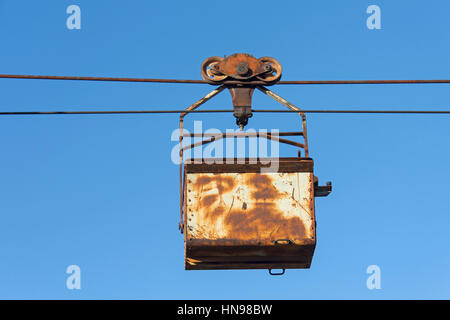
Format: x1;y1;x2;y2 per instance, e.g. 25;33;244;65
2;74;450;85
180;86;226;117
184;131;304;137
255;110;450;114
278;79;450;85
2;109;450;115
0;74;206;84
182;133;305;152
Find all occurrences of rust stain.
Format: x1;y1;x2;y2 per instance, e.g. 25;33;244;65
189;173;307;242
220;53;262;78
247;174;282;200
196;175;236;195
202;194;216;207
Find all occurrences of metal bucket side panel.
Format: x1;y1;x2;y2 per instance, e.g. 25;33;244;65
185;172;315;245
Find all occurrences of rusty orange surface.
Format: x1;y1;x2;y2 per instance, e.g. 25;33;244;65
184;172;315;245
219;53;264;77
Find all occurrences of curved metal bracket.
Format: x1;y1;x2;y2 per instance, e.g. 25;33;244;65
256;86;309;158
268;269;286;276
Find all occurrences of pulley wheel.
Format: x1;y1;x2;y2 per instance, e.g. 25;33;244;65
201;56;227;82
256;57;282;82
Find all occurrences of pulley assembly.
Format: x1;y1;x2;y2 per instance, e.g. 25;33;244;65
200;53;282;83
201;53;283;129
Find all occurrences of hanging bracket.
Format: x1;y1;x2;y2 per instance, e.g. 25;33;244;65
228;86;254;130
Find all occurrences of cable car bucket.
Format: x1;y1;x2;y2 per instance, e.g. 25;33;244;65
178;54;331;275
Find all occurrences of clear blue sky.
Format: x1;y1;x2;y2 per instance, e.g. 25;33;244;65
0;0;449;299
